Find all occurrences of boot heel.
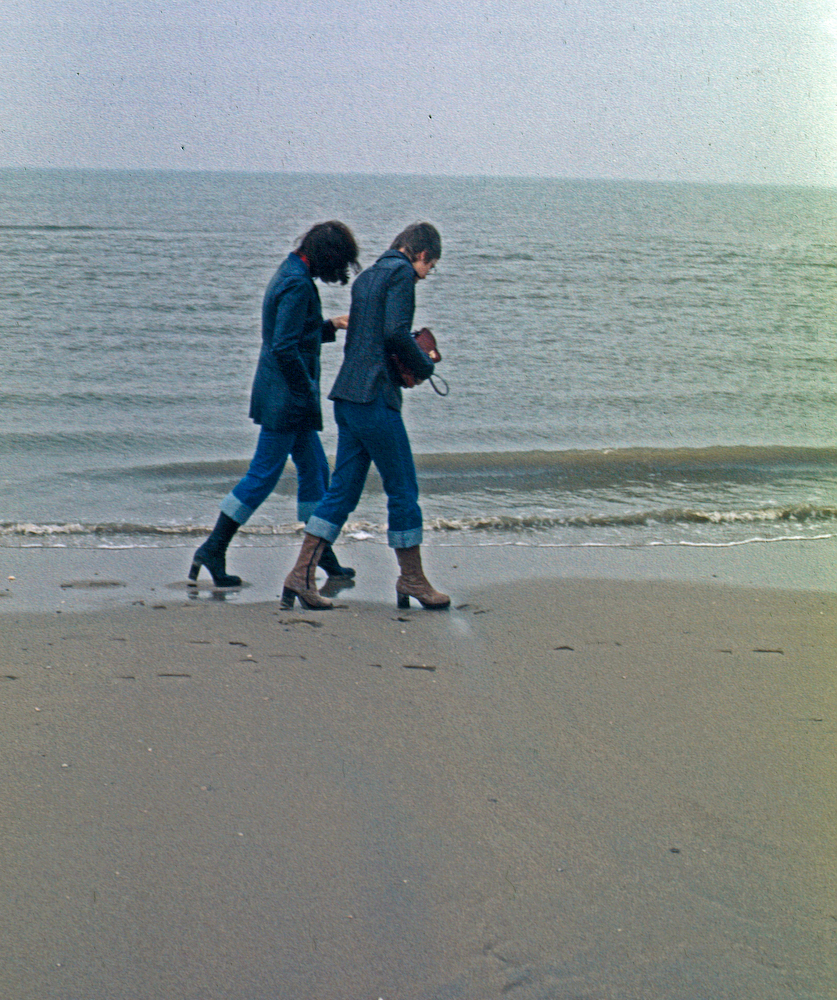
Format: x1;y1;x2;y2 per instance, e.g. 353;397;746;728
396;591;410;609
281;534;334;610
188;550;241;588
280;587;297;609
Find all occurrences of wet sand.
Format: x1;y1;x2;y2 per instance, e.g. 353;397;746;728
1;543;836;998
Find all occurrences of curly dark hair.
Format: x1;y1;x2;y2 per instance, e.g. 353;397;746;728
297;221;360;284
389;222;442;263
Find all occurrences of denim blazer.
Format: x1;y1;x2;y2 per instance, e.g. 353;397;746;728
248;253;335;432
329;250;434;412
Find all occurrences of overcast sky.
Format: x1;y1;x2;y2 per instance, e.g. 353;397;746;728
3;0;836;185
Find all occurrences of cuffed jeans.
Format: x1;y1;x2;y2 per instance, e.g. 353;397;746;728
220;427;330;525
306;396;423;549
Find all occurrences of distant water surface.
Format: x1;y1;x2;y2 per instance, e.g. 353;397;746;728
1;170;835;552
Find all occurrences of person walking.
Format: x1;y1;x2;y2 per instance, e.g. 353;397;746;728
281;222;450;611
188;220;360;588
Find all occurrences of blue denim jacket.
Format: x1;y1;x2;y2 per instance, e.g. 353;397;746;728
329;250;434;412
248;253;335;432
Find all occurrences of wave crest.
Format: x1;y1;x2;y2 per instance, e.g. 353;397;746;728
3;502;836;543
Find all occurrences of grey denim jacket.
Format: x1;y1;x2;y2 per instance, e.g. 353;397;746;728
329;250;435;412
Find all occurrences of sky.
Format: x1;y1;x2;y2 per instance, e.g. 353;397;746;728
2;0;837;185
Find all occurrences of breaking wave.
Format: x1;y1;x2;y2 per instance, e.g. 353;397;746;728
3;501;836;547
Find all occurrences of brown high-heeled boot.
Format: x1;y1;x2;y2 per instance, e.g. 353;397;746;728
395;545;450;610
281;533;333;610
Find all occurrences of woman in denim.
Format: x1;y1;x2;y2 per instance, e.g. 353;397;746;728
282;222;450;611
188;221;359;588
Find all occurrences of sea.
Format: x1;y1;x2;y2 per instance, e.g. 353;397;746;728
1;169;835;560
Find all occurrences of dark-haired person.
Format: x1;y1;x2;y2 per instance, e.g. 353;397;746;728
188;220;360;588
281;222;450;611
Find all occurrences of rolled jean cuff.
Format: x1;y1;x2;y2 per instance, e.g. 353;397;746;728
220;491;255;525
304;515;341;545
296;500;320;523
388;526;423;549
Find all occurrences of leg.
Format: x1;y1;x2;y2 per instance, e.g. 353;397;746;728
190;428;294;587
305;402;373;545
221;427;296;524
355;397;423;549
290;430;330;524
359;399;448;609
282;404;373;605
291;431;355;578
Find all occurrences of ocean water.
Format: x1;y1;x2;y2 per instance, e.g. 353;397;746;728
1;169;835;554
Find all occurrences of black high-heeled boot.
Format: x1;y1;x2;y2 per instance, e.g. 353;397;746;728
317;544;355;578
188;512;242;587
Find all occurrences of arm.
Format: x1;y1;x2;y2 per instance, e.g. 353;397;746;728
321;314;349;344
382;269;435;380
269;281;318;401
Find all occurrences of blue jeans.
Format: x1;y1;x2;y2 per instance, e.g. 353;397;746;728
220;427;330;525
306;396;423;549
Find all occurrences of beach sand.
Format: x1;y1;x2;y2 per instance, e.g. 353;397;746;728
1;542;836;999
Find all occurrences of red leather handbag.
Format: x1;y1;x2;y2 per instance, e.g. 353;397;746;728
391;328;449;396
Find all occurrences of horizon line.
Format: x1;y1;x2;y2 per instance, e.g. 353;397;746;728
0;165;833;191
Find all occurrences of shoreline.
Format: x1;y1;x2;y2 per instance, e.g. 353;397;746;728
0;533;835;616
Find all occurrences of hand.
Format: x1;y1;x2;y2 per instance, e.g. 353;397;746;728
331;314;349;330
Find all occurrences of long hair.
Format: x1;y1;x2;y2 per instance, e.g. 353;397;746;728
298;221;360;284
389;222;442;262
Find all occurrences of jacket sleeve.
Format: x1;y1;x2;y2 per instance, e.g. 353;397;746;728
382;267;435;380
270;281;317;402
